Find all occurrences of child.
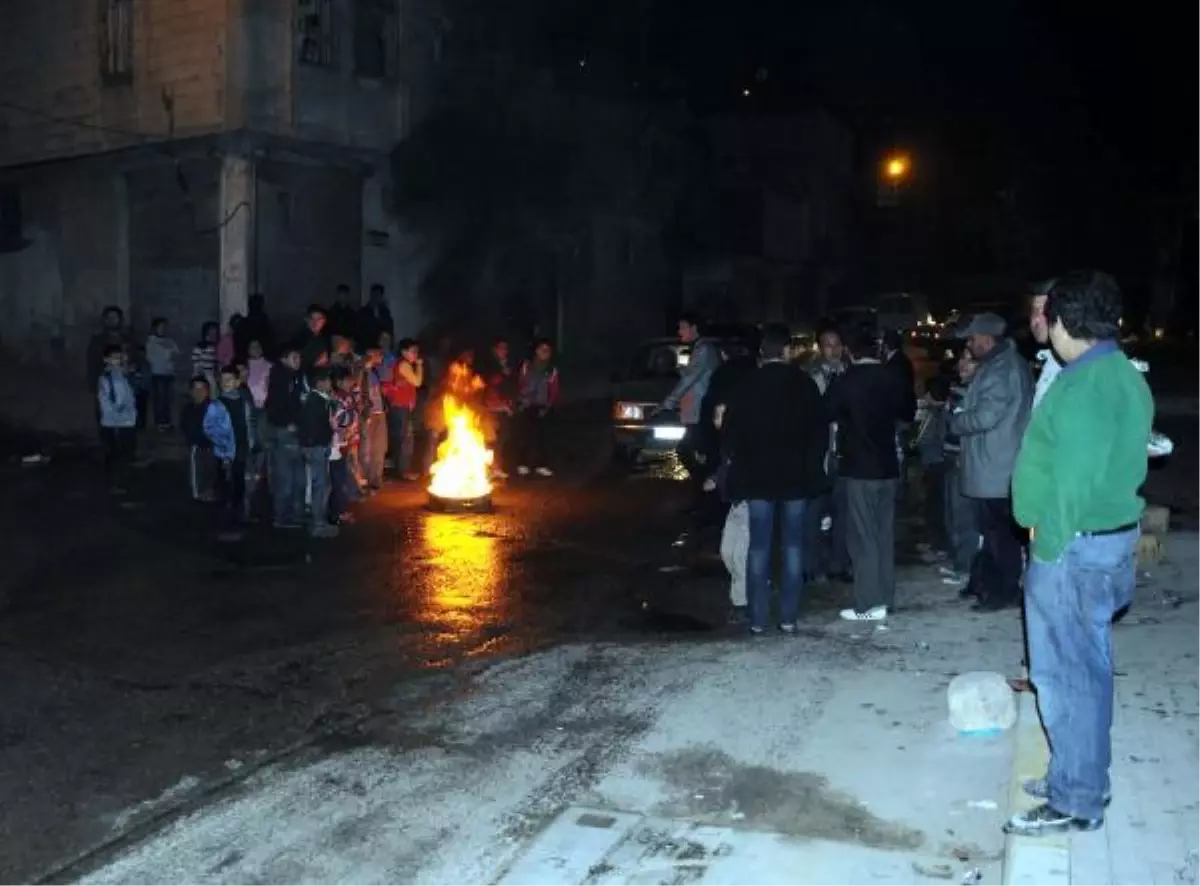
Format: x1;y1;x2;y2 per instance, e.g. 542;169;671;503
298;366;338;538
180;376;220;502
145;317;181;430
245;340;272;510
216;365;257;526
482;338;516;480
514;339;559;477
128;345;152;433
265;345;306;529
330;367;362;524
360;348;389;491
383;339;423;479
97;344;138;491
192;322;220;390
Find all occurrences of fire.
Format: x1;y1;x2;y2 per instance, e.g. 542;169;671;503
428;363;493;501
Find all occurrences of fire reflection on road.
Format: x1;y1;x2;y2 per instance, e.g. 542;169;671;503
416;514;505;639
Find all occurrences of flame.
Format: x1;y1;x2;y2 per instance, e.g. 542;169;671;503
428;362;493;500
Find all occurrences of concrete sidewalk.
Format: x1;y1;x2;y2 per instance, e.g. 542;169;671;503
1004;531;1200;886
77;556;1026;885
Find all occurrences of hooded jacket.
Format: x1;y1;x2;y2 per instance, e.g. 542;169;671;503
948;338;1034;499
266;365;305;429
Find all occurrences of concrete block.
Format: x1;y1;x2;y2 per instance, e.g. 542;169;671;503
948;671;1016;733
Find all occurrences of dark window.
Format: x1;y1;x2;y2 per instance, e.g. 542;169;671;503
298;0;337;68
100;0;134;84
354;0;398;80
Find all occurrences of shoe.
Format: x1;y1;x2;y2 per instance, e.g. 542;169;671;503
1022;777;1112;807
779;623;798;635
273;520;302;530
726;606;749;626
749;625;766;637
517;466;531;476
1002;803;1102;836
492;469;509;480
310;524;339;539
938;565;961;577
830;571;854;584
972;597;1018;612
839;606;888;621
958;585;980;600
535;466;554;477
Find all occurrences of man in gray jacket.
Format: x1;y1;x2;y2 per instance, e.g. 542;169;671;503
662;314;722;495
949;312;1034;611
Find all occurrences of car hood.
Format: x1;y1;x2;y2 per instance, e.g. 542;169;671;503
613;378;675;404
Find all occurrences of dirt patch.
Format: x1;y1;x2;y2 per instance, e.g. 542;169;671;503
642;746;924;851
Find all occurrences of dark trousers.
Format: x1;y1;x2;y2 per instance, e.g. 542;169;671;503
943;457;979;574
386;406;413;473
329;457;351;520
845;477;899;610
100;427;136;487
151;375;174;427
921;460;948;552
805;469;850;576
513;409;549;468
969;497;1024;606
491;411;512;471
216;456;247;527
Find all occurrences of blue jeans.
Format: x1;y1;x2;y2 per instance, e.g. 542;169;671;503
302;446;332;530
746;498;809;629
270;429;304;524
387;407;413;473
1026;528;1138;820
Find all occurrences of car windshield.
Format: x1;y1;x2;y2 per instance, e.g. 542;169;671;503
627;340;752;380
630;343;685;379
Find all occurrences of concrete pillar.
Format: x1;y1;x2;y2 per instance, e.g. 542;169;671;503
113;172;131;316
218;152;255;324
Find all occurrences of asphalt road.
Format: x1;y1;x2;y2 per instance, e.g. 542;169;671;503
0;362;1195;882
0;406;750;883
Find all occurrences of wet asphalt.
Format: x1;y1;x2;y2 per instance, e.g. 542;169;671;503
1;371;1194;883
0;404;744;883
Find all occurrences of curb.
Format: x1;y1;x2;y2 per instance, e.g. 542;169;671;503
1002;691;1070;885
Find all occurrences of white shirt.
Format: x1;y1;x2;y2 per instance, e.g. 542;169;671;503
1032;349;1063;409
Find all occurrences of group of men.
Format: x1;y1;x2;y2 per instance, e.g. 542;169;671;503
665;270;1154;839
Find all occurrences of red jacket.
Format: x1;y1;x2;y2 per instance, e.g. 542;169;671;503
381;360;418;410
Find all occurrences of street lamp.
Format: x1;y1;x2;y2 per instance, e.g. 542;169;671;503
883;152;911;183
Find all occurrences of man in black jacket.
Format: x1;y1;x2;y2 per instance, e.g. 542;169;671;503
827;325;916;621
266;345;306;529
723;324;830;635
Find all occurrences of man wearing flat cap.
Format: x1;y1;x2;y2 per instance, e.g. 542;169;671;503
948;311;1034;611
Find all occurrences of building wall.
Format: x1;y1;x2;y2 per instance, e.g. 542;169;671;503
0;159;124;367
256;157;364;331
0;0;230;167
127;158;221;346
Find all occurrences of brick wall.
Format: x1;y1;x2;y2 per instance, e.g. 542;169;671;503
0;0;230;167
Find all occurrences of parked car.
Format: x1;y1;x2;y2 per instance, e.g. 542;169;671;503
611;334;755;462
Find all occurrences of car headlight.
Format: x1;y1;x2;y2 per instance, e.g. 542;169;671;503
614;402;645;421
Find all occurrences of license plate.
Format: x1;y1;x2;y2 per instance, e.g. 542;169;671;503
652;426;686;442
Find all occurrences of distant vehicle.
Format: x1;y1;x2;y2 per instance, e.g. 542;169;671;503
611;334;755;463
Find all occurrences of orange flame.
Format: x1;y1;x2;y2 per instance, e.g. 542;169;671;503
428;363;493;500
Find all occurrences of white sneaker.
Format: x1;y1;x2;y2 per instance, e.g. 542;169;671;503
839;606;888;621
535;466;554;477
517;466;531;476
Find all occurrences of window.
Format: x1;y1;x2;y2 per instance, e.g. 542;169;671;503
354;0;398;80
298;0;337;68
100;0;133;84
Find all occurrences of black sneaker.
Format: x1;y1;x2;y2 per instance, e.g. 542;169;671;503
973;597;1019;612
748;625;766;637
778;623;797;635
1002;803;1103;836
726;606;750;625
958;585;980;600
1023;777;1112;807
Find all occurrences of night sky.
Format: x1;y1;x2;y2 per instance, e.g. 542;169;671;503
639;0;1196;304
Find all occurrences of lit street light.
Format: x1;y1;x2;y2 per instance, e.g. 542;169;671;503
883;152;911;182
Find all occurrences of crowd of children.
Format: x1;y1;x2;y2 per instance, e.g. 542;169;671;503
93;301;563;538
